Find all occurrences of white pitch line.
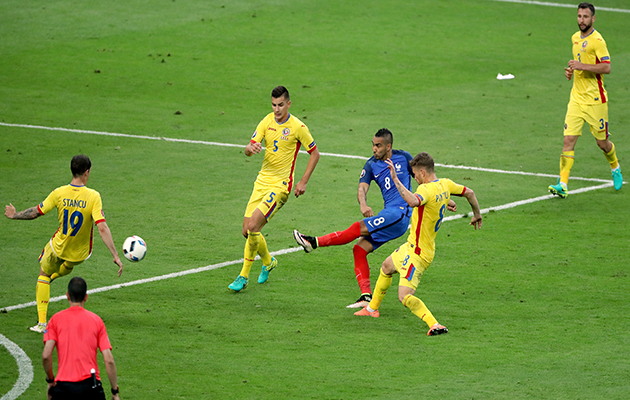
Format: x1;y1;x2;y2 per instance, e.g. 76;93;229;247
0;122;615;184
493;0;630;13
0;334;34;400
1;247;302;312
0;182;616;312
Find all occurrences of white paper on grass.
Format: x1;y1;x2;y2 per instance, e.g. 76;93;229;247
497;73;515;80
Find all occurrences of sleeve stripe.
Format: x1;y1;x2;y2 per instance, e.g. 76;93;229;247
94;218;106;225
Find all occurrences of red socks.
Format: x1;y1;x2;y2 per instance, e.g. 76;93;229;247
317;221;362;247
353;245;371;294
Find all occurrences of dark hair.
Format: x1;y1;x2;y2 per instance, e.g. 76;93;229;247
410;152;435;174
271;86;290;101
71;155;91;177
374;128;393;145
68;276;87;302
578;2;595;15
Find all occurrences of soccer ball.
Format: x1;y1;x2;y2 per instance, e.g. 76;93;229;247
122;236;147;262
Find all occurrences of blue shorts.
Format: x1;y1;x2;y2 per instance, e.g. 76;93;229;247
363;206;410;251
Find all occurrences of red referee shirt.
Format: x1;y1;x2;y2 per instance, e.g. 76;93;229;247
43;306;112;382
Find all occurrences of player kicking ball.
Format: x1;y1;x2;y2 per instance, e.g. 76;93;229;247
294;129;456;309
354;152;482;337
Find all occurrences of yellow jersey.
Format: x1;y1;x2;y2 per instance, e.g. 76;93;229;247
408;179;467;262
570;29;610;105
37;184;106;262
251;113;317;192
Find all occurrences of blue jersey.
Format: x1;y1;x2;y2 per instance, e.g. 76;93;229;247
359;150;414;210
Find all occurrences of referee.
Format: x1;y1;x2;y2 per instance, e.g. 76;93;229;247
42;277;120;399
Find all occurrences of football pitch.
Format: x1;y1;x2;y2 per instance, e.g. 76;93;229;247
1;1;630;399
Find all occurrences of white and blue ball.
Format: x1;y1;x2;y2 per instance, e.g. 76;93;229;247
122;235;147;262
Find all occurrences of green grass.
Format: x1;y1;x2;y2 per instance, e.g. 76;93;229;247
1;0;630;399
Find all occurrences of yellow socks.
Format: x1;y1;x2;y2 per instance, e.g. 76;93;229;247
605;142;619;170
367;269;392;311
257;234;272;266
239;231;261;278
559;151;575;186
403;294;438;328
36;275;51;324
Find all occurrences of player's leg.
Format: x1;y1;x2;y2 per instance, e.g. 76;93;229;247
32;244;62;332
355;252;397;317
589;103;623;191
346;239;374;308
230;210;267;291
397;260;447;336
254;189;287;284
550;102;583;198
348;209;410;307
50;260;78;282
294;220;367;253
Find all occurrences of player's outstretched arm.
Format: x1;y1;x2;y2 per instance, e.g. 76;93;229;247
462;188;482;229
97;222;124;276
386;159;420;208
5;204;41;220
357;182;373;217
294;148;320;198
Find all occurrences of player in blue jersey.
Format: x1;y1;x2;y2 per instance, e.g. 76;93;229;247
294;129;455;308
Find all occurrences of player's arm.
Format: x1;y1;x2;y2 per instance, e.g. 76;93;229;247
4;204;41;220
567;60;611;75
96;221;124;277
357;182;373;217
102;349;120;400
385;159;420;208
42;340;57;395
462;187;483;229
294;147;320;198
245;140;263;157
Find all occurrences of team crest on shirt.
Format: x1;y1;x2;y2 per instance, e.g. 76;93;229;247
282;128;290;136
395;163;402;171
582;41;588;48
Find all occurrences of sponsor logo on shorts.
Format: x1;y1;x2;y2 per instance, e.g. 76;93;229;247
564;123;568;130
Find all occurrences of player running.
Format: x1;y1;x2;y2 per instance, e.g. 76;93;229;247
294;129;455;308
548;2;623;198
354;152;482;336
4;155;124;333
228;86;320;292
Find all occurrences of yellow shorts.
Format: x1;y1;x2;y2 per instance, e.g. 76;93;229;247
39;242;83;276
244;182;289;221
391;242;431;290
564;100;609;140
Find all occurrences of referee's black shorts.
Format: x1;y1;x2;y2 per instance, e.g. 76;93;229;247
49;377;106;400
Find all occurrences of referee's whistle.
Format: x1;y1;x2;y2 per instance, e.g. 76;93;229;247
91;368;97;389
